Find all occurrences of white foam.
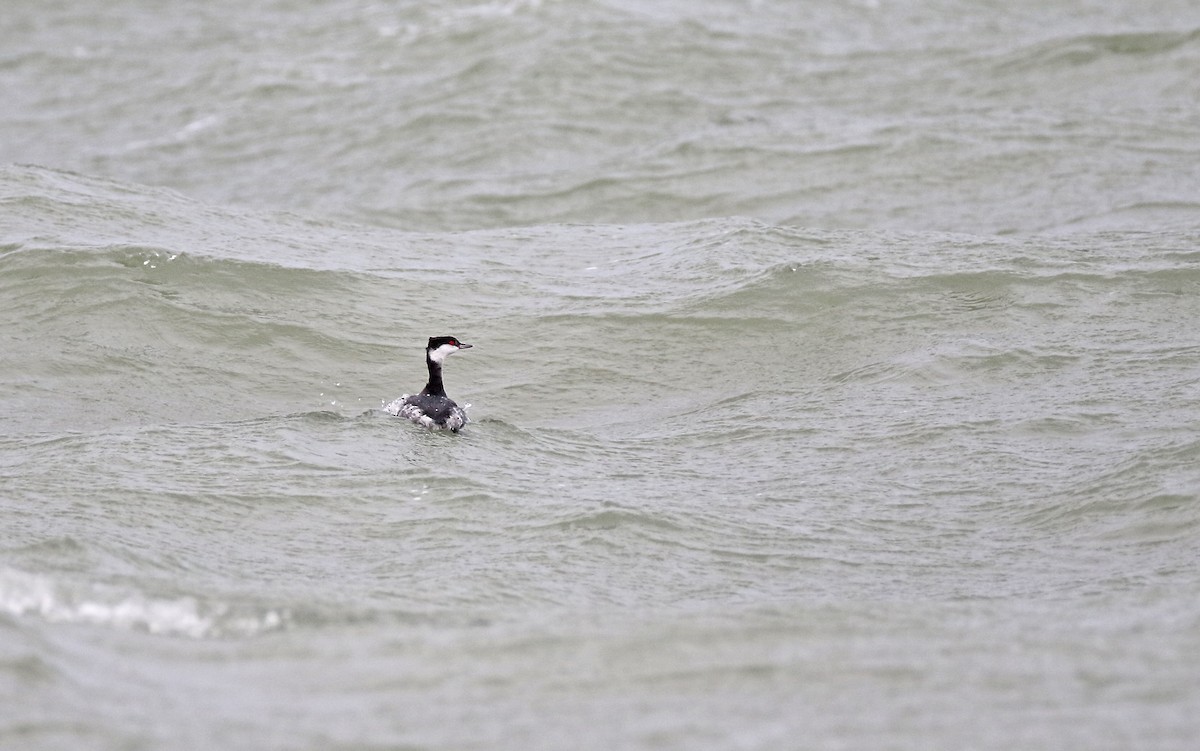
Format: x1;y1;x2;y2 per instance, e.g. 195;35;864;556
0;568;284;639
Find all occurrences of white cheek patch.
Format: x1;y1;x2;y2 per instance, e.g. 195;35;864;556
427;343;458;364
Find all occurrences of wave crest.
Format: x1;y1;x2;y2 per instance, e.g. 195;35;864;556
0;567;288;639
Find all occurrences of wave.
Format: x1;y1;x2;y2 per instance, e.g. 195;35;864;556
0;567;287;639
5;164;1199;442
0;563;466;638
995;28;1200;72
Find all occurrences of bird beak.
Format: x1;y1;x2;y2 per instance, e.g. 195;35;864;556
457;342;473;349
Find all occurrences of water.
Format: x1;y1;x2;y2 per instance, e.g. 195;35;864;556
3;1;1200;749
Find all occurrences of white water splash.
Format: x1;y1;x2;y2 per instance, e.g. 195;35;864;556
0;568;285;639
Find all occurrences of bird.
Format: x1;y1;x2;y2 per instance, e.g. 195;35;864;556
385;336;473;432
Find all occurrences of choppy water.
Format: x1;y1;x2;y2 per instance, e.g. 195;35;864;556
3;1;1200;749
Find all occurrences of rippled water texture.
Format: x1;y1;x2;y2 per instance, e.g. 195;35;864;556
2;1;1200;749
5;0;1200;233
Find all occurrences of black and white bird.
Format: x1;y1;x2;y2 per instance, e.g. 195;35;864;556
385;336;473;432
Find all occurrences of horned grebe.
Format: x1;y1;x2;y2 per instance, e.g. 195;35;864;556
385;336;473;432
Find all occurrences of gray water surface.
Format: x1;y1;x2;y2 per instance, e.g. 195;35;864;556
3;1;1200;749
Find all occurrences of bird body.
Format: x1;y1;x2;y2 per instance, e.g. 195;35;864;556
385;336;473;432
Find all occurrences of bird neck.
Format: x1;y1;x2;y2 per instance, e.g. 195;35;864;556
421;354;447;396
